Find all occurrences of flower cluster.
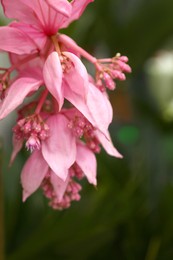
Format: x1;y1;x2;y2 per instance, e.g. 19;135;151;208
0;0;131;210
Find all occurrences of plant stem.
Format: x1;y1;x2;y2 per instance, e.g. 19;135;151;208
0;139;4;260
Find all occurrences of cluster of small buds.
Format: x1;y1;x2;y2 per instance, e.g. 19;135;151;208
42;165;83;210
67;113;101;153
95;54;131;91
13;115;49;152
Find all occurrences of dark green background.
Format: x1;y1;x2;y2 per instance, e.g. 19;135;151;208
2;0;173;259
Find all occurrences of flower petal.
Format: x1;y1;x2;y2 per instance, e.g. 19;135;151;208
10;22;47;51
63;51;89;98
0;26;37;54
50;170;69;202
0;77;42;120
63;52;97;124
1;0;38;24
42;114;76;181
76;142;97;185
21;150;49;201
45;0;72;17
95;129;123;158
62;0;94;28
43;52;64;110
86;82;113;133
9;136;23;166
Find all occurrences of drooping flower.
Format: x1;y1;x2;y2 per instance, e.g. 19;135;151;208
0;0;132;210
20;113;98;210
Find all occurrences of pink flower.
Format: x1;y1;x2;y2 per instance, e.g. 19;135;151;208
21;136;97;210
13;107;121;209
0;0;93;53
0;0;131;210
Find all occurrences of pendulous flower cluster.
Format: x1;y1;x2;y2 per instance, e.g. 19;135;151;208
0;0;131;210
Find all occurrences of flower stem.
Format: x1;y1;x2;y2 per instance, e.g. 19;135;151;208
0;139;4;260
58;34;97;64
35;89;49;114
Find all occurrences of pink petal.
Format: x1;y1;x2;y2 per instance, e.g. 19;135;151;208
21;150;49;201
45;0;72;17
64;80;113;136
9;136;23;166
95;130;123;158
50;170;69;202
1;0;39;25
62;0;94;28
43;52;64;111
42;114;76;181
10;22;47;50
0;77;42;120
86;82;113;133
0;26;37;54
63;51;89;98
22;0;68;33
76;142;97;185
63;52;96;124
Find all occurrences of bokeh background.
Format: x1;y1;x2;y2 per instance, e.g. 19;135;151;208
1;0;173;259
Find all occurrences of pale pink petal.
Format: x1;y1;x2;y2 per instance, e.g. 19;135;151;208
76;142;97;185
64;80;113;135
63;81;95;126
9;136;23;166
0;26;37;54
42;114;76;181
45;0;72;17
21;150;49;201
50;170;69;202
63;51;89;98
63;52;96;124
0;78;42;120
95;129;123;158
86;82;113;133
62;0;94;28
43;52;64;110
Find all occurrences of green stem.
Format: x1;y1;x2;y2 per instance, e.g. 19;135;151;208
0;139;4;260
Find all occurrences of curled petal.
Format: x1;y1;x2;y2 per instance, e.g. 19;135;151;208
9;136;23;166
0;78;42;120
21;150;49;201
76;142;97;185
95;130;123;158
63;51;89;98
43;52;64;110
42;114;76;181
86;82;113;133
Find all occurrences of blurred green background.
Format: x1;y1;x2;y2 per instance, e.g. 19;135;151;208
2;0;173;259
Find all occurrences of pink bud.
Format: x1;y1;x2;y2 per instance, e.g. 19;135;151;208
26;136;40;152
